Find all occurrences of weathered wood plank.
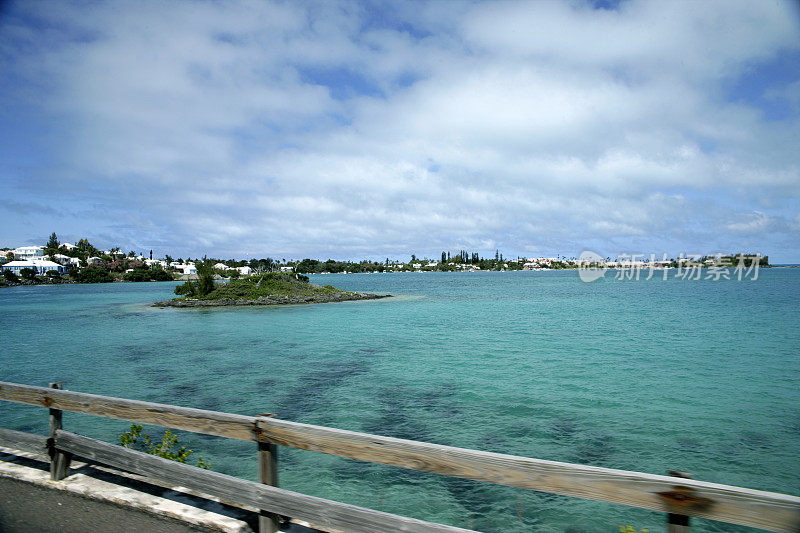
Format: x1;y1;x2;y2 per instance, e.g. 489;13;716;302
255;417;800;532
54;430;474;533
258;441;280;533
48;382;71;480
0;381;256;441
0;428;48;455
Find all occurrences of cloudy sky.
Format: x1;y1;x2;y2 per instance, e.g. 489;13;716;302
1;0;799;262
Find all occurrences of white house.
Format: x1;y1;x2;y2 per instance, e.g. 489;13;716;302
2;259;67;275
60;242;77;251
279;266;293;273
52;254;81;267
179;263;197;275
13;246;44;260
87;256;104;265
237;266;252;276
145;259;167;268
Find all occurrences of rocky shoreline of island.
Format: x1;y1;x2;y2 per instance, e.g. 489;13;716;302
151;271;391;308
153;291;391;308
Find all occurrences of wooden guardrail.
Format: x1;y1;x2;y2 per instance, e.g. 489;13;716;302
1;381;798;532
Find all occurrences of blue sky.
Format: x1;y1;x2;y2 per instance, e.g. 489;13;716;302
1;0;799;262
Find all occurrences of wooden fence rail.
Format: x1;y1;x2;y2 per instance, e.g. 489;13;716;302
55;430;471;533
0;427;48;455
1;381;799;532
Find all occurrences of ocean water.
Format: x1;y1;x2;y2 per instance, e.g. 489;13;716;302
1;270;798;532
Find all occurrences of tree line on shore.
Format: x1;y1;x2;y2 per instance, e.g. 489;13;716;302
1;233;771;288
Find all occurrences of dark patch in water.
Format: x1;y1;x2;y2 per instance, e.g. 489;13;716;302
356;346;381;355
362;392;432;443
443;478;542;531
739;431;771;450
676;436;702;452
564;526;589;533
144;367;177;386
249;376;279;395
476;432;513;453
783;418;800;434
418;383;465;420
570;434;614;466
120;345;155;363
194;396;224;412
174;382;201;398
504;423;538;442
276;359;371;420
549;419;577;440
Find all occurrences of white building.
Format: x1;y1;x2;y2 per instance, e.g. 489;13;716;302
13;246;44;260
52;254;81;267
179;263;197;275
145;259;167;268
2;259;67;275
60;242;77;251
279;266;293;273
87;256;104;265
237;266;252;276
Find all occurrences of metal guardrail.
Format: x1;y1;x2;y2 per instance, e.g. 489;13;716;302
1;381;798;532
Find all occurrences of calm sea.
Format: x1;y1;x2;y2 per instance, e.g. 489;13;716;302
1;270;798;532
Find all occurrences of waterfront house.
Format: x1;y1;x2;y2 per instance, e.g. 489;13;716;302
12;246;44;260
2;259;67;275
237;266;252;276
178;263;197;276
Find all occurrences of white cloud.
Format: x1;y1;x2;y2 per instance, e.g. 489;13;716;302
725;211;772;234
0;0;799;260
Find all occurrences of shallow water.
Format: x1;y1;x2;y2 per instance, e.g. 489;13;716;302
1;270;798;532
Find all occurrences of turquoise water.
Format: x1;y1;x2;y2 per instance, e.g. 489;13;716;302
1;270;798;532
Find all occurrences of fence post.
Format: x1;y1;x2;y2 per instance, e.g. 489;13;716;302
258;414;280;533
667;470;692;533
48;382;71;481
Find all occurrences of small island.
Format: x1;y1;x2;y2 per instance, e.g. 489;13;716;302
153;272;390;308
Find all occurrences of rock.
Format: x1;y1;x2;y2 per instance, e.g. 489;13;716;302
152;292;391;308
